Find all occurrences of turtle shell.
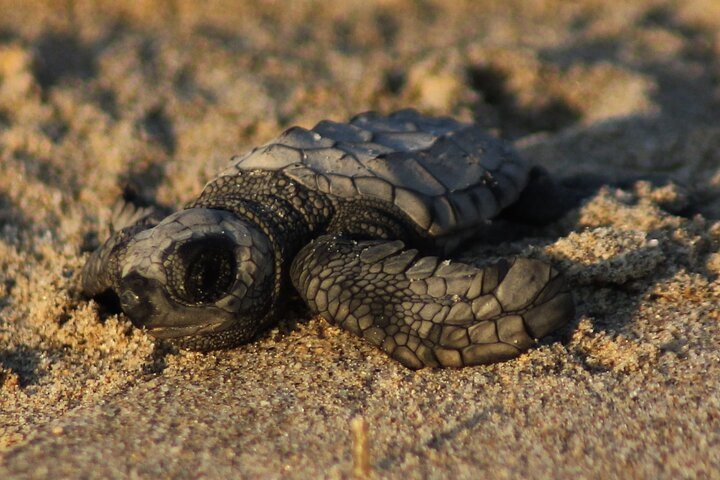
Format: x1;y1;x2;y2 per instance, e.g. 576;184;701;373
223;109;529;236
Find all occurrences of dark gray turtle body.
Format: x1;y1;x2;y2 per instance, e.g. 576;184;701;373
81;109;574;369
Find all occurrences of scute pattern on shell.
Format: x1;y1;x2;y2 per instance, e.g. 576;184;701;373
222;109;529;236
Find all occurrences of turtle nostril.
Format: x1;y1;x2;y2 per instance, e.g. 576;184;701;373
118;273;155;327
120;289;140;309
119;288;150;328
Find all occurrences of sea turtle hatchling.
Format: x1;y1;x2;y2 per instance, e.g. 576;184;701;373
81;109;574;369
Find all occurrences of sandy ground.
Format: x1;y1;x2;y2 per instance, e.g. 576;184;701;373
1;0;719;478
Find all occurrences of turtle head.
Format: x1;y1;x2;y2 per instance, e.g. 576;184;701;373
115;208;275;349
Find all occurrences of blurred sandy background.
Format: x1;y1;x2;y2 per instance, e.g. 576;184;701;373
1;0;719;478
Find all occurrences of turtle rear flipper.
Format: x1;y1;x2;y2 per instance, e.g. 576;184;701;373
290;235;574;369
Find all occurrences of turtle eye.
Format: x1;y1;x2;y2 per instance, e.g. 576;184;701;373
174;237;237;305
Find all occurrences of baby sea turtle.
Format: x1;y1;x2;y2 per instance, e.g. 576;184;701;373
81;109;574;369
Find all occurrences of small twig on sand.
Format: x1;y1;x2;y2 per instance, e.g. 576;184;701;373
351;416;371;479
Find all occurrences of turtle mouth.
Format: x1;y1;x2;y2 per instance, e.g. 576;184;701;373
117;272;238;339
141;322;235;339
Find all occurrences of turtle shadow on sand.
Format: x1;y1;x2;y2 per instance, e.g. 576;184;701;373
455;165;711;368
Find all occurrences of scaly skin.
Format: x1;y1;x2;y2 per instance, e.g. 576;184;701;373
81;110;576;368
81;168;573;367
291;236;572;368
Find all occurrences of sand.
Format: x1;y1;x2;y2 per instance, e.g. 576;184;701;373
1;1;719;478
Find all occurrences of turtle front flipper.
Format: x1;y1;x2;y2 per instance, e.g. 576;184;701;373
290;235;574;369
